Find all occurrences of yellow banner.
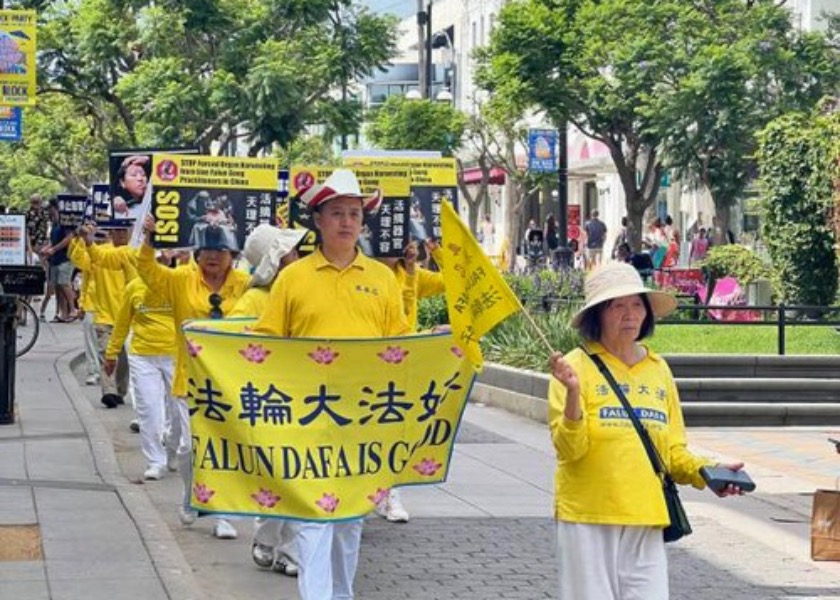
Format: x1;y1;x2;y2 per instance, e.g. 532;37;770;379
0;10;37;106
343;157;457;186
151;154;278;190
440;200;522;372
183;320;474;521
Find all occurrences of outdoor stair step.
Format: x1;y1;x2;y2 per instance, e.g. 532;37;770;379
677;378;840;403
667;354;840;379
682;402;840;427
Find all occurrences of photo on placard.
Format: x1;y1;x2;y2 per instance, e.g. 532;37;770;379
108;147;199;225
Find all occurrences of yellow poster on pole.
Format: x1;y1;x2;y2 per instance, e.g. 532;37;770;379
0;10;37;106
183;319;474;521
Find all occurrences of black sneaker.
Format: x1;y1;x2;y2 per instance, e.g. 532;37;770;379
115;395;125;405
101;394;120;409
129;420;140;433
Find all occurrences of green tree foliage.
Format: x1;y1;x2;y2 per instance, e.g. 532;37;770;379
757;106;840;307
364;95;466;158
8;0;397;196
478;0;839;248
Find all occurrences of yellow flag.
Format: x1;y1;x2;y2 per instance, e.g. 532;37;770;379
440;200;522;372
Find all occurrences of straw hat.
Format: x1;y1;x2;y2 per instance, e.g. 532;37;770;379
298;169;382;213
243;224;307;287
571;262;677;328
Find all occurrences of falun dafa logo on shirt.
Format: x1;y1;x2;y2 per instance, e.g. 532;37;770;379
355;284;379;297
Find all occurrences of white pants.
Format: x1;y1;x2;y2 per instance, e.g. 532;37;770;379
296;520;363;600
173;396;194;510
253;518;301;564
83;312;100;378
127;354;174;468
556;521;668;600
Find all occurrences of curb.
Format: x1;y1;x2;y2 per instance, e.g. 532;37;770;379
58;351;204;600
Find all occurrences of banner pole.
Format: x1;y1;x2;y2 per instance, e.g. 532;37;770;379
518;306;555;355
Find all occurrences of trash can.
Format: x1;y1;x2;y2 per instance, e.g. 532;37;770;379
0;294;17;424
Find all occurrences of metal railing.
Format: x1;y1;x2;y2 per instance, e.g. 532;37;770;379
520;294;840;356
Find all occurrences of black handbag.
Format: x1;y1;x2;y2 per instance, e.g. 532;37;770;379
583;349;692;543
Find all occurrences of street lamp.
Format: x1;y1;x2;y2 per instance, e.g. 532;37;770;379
405;88;422;101
435;88;453;103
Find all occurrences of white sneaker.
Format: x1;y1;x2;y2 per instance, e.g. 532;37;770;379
384;489;409;523
178;506;198;526
143;464;166;480
84;375;99;386
213;518;238;540
271;553;299;577
252;543;274;568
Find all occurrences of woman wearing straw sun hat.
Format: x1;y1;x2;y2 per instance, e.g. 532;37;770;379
548;261;746;600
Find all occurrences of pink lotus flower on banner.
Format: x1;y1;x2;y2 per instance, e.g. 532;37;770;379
450;346;464;358
316;493;340;513
193;482;215;503
367;488;390;505
377;346;409;364
186;339;203;357
240;343;271;363
308;346;339;365
413;458;443;477
251;488;280;508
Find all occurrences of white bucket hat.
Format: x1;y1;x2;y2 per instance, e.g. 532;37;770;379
571;262;677;327
298;169;382;213
243;224;307;287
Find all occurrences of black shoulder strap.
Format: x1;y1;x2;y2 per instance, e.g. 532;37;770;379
581;347;672;484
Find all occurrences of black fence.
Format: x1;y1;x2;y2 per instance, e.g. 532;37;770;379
521;293;840;355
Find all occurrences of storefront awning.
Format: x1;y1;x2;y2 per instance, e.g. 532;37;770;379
461;166;506;185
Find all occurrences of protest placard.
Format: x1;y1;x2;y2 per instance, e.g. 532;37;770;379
0;10;36;106
148;153;279;250
0;214;26;265
56;194;88;229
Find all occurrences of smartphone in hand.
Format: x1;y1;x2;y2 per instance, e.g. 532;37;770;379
700;466;756;493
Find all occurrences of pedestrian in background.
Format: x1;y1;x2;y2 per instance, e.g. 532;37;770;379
548;262;746;600
583;210;607;270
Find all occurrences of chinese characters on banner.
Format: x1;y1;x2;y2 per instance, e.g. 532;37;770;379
148;154;279;250
56;194;88;228
343;157;459;243
0;214;25;265
440;200;522;372
0;10;37;106
183;319;475;521
285;166;412;258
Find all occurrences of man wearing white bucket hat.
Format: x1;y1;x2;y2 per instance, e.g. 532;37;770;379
255;169;410;600
548;262;747;600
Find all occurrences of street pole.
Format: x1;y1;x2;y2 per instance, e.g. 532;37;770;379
556;122;573;268
425;1;433;100
417;0;426;98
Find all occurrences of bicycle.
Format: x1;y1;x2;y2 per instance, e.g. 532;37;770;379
14;296;39;358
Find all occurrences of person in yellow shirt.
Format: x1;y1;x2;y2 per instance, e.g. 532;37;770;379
138;214;248;540
78;226;134;408
68;235;100;386
229;223;305;577
372;238;444;523
103;275;176;481
254;169;410;600
548;262;746;600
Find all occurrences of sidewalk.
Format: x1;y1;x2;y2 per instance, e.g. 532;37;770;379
2;321;840;599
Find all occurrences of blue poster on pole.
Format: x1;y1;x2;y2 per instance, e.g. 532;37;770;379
528;128;557;173
0;106;22;142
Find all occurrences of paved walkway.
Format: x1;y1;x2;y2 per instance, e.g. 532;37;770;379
2;321;840;599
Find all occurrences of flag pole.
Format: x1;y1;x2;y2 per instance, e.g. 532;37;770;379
517;305;556;355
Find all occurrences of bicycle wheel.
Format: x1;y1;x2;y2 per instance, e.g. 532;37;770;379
15;298;39;357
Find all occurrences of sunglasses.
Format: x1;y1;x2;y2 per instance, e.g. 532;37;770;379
208;293;223;319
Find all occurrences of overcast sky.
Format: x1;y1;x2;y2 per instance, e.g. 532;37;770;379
361;0;415;19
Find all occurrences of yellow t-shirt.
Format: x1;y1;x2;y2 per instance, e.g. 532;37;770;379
68;238;95;312
229;287;270;318
82;242;130;326
137;243;249;397
88;243;139;282
548;342;711;527
254;248;410;338
105;277;176;359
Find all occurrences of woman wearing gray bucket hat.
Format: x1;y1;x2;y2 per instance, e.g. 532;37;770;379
548;261;747;600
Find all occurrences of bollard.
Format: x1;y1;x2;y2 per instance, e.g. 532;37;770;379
0;294;18;424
